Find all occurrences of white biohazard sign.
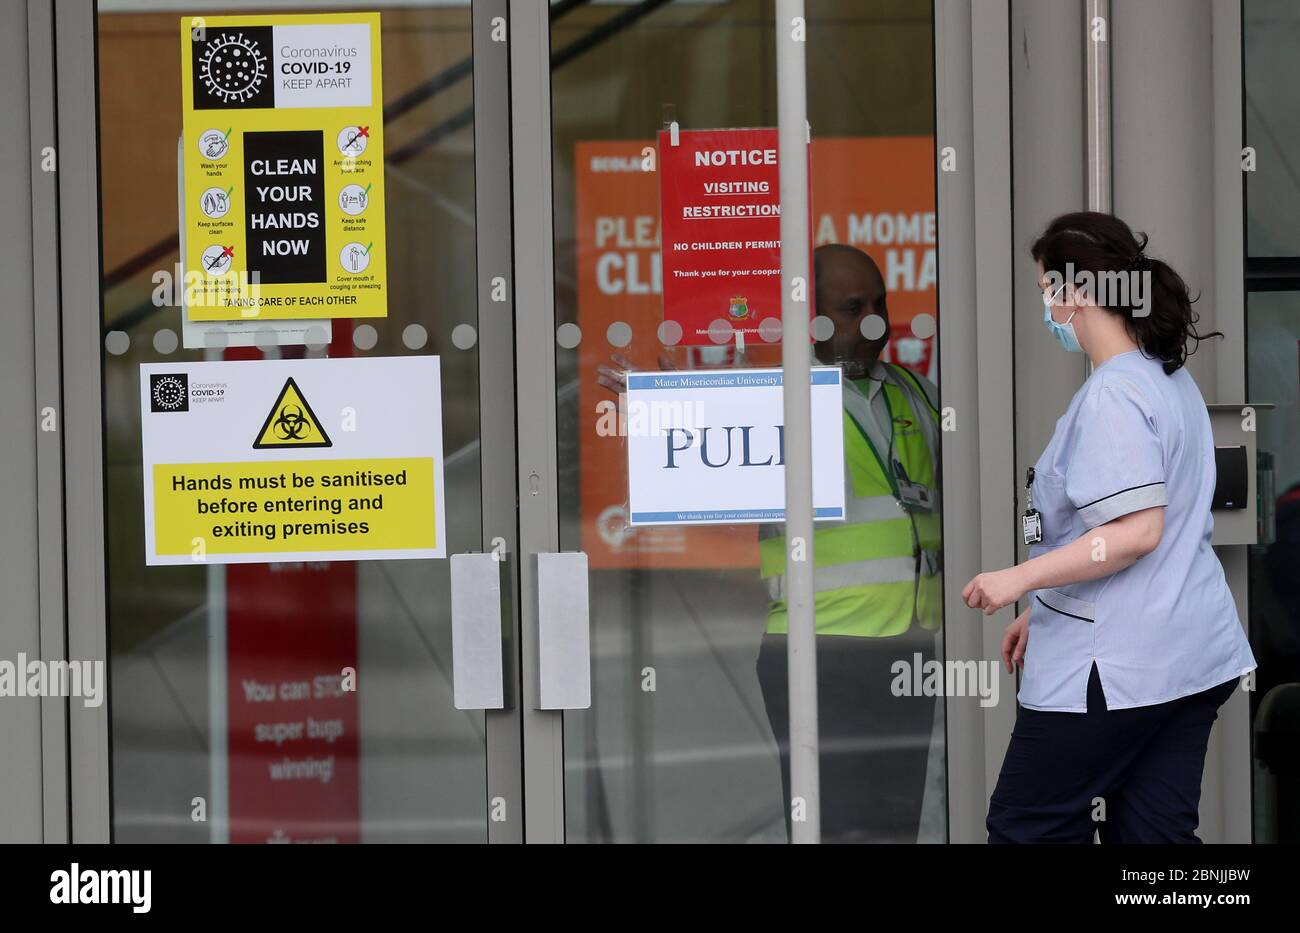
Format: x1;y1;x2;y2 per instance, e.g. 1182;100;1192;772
140;355;446;565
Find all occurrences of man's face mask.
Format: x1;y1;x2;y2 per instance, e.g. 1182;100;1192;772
817;319;870;378
834;355;868;379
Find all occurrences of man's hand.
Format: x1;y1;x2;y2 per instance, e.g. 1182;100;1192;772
1001;609;1029;673
596;351;675;398
961;566;1028;616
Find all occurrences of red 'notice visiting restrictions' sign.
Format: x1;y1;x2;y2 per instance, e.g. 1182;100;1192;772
657;127;809;346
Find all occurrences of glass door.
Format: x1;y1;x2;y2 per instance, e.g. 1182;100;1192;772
544;0;946;842
86;0;949;844
1244;0;1300;844
95;1;504;842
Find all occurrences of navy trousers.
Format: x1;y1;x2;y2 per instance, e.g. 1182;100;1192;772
987;662;1238;844
757;632;936;843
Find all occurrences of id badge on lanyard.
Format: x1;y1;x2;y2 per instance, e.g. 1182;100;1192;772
1022;467;1042;545
893;459;934;512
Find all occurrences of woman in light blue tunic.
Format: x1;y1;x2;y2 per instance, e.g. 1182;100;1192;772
962;212;1256;843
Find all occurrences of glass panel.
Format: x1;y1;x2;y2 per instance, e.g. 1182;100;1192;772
1245;0;1300;258
1245;0;1300;845
551;0;944;842
1246;290;1300;843
97;3;486;842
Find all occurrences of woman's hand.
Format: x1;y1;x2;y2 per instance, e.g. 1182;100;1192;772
1001;609;1029;674
961;567;1028;615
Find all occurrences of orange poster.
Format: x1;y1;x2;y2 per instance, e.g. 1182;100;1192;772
809;137;937;375
575;136;936;570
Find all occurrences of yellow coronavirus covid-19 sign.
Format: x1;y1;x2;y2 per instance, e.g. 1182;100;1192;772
180;12;387;320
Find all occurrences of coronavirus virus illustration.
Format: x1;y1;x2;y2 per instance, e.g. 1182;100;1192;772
198;32;268;104
151;376;187;411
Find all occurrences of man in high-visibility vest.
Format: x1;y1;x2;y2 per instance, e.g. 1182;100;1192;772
597;244;941;843
754;243;942;843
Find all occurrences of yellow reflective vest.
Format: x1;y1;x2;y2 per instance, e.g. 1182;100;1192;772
759;363;942;638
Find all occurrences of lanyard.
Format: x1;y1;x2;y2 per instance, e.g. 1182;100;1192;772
846;382;933;512
1022;467;1042;544
846;398;901;501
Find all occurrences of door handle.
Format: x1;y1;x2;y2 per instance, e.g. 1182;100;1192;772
534;551;591;710
450;552;509;710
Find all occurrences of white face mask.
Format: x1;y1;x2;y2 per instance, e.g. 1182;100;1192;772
810;344;867;379
1042;282;1084;353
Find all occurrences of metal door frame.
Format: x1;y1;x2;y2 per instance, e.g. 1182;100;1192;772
474;0;525;846
506;0;564;844
932;0;1020;844
0;0;68;845
51;0;528;843
506;0;987;844
53;0;111;844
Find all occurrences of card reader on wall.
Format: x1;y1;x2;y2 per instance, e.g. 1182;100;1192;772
1206;404;1268;545
1212;445;1249;510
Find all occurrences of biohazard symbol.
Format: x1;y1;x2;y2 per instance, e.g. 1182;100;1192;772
252;377;332;449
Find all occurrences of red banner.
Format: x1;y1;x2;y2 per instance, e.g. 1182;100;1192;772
226;560;359;843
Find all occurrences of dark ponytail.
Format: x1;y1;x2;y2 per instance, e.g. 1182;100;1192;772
1030;211;1222;375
